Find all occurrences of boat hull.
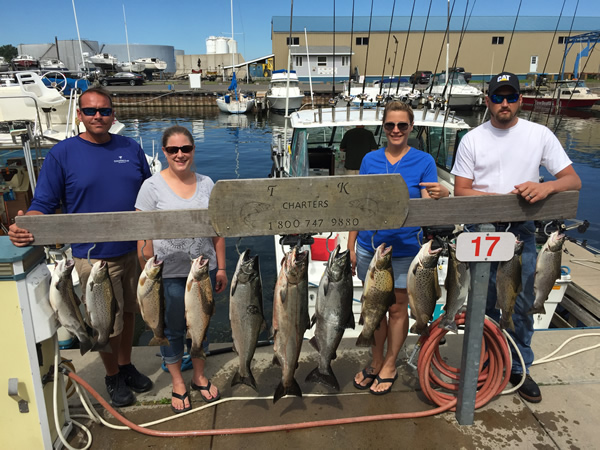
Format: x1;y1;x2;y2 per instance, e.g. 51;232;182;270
266;94;303;113
216;96;255;114
521;95;598;110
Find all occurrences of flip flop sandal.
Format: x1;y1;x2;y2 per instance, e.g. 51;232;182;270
191;380;221;403
170;390;192;414
370;373;398;396
353;368;377;390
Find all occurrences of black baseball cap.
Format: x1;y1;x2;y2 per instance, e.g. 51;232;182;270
488;72;520;96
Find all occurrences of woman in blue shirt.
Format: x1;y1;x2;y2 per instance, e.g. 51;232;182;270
349;101;448;395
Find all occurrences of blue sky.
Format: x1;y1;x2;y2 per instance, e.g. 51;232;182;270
1;0;598;60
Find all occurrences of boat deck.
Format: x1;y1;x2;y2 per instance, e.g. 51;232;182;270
64;327;599;449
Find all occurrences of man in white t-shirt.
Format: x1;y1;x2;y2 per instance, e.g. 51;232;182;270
451;72;581;403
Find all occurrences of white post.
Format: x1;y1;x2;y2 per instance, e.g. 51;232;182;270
304;27;314;109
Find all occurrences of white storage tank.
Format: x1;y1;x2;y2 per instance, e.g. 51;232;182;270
205;36;217;54
215;37;229;54
228;39;237;55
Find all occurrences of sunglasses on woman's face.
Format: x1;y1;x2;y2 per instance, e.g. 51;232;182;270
164;145;194;154
383;121;410;132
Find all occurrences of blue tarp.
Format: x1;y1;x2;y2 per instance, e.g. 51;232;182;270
228;73;237;92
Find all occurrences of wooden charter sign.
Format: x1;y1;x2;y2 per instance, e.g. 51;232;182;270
209;175;410;237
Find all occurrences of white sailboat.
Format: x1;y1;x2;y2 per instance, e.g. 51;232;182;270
216;0;254;114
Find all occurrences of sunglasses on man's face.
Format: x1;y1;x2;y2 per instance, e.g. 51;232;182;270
80;107;113;116
489;93;520;104
164;145;194;154
383;121;410;132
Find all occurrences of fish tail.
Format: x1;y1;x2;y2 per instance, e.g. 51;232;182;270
410;323;428;336
527;304;546;315
305;366;340;391
91;339;111;353
438;316;458;333
308;336;319;352
190;347;206;360
273;378;302;403
78;338;94;356
231;370;258;392
355;332;375;347
149;336;170;346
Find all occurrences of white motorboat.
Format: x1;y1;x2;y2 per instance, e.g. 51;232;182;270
266;69;304;113
88;53;118;70
270;105;570;338
133;57;167;72
0;57;9;72
338;78;422;109
521;80;600;110
12;54;39;69
425;72;483;109
117;61;145;73
39;58;69;72
0;71;124;151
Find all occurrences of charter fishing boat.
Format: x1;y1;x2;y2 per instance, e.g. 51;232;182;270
521;80;600;110
266;69;304;113
269;104;580;338
425;72;483;109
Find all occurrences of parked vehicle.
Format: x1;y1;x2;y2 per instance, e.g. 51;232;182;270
449;67;472;83
409;70;433;85
100;72;144;86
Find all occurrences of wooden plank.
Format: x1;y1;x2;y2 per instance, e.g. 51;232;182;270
15;185;579;245
550;313;572;329
403;190;579;227
209;175;410;237
17;209;215;246
565;282;600;318
560;296;600;327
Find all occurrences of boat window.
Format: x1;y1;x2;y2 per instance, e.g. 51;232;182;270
421;126;464;171
290;128;310;177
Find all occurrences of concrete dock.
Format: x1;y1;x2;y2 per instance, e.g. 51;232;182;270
63;327;600;449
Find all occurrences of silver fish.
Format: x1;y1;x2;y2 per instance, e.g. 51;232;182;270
272;246;310;403
439;244;470;333
529;231;566;314
407;240;442;335
137;256;168;346
356;243;395;347
306;245;355;391
230;249;266;391
184;256;214;359
49;259;94;355
496;239;524;331
85;260;117;351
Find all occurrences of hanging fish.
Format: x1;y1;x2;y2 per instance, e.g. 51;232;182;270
137;256;168;346
439;243;470;333
529;231;566;314
184;256;214;359
496;239;524;331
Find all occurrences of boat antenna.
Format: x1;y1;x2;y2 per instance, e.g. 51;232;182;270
360;0;375;105
378;0;397;98
71;0;88;73
395;0;416;95
410;0;433;94
347;0;355;88
527;0;567;122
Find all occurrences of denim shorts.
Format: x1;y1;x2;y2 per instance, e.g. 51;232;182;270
356;244;412;289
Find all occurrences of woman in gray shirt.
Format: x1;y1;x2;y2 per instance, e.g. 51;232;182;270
136;125;227;413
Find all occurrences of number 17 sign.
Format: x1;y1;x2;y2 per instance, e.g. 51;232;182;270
455;232;516;262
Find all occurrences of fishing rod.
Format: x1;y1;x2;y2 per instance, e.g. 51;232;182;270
394;0;416;95
331;0;336;99
410;0;433;94
423;0;455;102
378;0;397;99
347;0;356;89
359;0;375;107
526;0;567;122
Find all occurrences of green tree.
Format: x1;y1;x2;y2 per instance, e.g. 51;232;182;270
0;45;18;61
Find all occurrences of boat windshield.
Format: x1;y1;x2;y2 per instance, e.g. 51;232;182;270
272;80;300;88
289;122;468;176
433;73;468;86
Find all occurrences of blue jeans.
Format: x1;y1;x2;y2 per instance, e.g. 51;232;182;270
160;269;216;365
466;222;536;374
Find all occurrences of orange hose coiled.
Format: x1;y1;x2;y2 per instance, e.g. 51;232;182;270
64;313;511;437
417;313;511;411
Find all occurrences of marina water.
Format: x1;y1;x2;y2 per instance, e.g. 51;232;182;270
121;106;600;342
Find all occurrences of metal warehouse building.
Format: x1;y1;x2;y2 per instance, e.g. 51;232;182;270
271;16;600;83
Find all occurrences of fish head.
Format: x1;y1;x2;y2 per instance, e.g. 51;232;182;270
190;255;209;280
284;246;308;284
236;249;260;283
54;258;75;278
374;243;393;271
90;260;109;283
514;239;524;255
143;255;163;280
327;245;350;281
418;240;442;268
547;231;566;252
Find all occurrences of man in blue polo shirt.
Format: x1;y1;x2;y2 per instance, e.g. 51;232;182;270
9;86;153;407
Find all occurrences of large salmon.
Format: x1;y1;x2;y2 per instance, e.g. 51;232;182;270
137;256;169;346
85;260;117;351
272;246;310;403
496;239;524;331
184;256;214;360
529;231;566;314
